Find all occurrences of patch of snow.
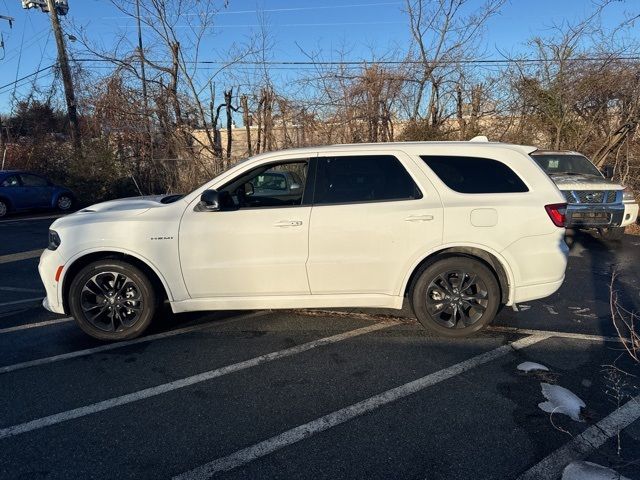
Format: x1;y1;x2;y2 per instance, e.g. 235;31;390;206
562;461;631;480
538;383;585;422
517;361;549;372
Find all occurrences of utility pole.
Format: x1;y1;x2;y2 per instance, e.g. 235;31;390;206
22;0;81;154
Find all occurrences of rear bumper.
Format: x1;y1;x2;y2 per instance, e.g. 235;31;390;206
564;202;625;228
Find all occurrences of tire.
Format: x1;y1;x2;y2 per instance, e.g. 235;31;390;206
56;194;73;212
0;199;7;218
598;226;625;241
411;256;500;337
68;260;157;341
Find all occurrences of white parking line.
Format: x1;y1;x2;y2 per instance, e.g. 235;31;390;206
0;317;73;334
0;286;44;293
0;214;64;224
487;325;623;343
517;395;640;480
0;249;44;264
0;311;269;374
0;297;44;308
0;320;399;440
173;334;549;479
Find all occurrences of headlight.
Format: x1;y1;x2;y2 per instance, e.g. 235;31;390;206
622;187;636;203
48;230;61;251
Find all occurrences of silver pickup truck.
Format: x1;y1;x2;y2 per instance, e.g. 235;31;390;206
531;150;639;240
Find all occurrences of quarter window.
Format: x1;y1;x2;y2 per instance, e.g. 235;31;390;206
314;155;421;204
421;156;528;193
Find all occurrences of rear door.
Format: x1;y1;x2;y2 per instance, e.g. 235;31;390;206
306;152;443;296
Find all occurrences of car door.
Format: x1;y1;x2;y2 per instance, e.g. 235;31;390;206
18;174;52;208
179;158;314;298
306;152;444;296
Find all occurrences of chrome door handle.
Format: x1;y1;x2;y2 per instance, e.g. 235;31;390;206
405;215;434;222
274;220;303;227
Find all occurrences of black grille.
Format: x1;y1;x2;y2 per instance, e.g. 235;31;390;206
606;191;617;203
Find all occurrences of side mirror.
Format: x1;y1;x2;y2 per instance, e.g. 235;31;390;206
197;189;235;212
244;182;254;196
602;165;614;179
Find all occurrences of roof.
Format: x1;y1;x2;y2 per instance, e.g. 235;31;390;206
249;141;538;160
530;150;584;156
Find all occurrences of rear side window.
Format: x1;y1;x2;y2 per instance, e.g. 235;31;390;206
20;174;48;187
421;156;528;193
314;155;422;204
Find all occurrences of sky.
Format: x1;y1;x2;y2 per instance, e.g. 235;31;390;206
0;0;636;113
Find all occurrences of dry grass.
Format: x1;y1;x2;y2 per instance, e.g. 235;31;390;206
626;223;640;236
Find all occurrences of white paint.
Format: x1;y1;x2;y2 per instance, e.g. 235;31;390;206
174;334;549;479
487;325;623;343
0;297;43;308
0;286;44;293
0;311;268;374
543;304;559;315
0;320;398;440
517;361;549;372
562;461;631;480
518;394;640;480
0;249;44;264
538;383;585;422
0;317;73;334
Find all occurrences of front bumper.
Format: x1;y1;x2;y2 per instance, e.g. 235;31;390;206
38;248;66;314
564;202;625;228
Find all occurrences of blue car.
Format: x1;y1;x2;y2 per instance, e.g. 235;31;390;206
0;170;75;218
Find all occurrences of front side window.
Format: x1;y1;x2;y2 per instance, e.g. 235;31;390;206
221;160;309;209
421;156;528;194
1;175;19;187
20;174;48;187
314;155;421;205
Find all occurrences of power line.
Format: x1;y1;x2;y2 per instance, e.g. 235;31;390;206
0;64;55;90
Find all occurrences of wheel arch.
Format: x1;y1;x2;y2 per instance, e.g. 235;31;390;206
0;195;12;210
61;250;171;314
403;246;512;305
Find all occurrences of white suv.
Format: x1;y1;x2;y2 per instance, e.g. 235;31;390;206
39;142;569;341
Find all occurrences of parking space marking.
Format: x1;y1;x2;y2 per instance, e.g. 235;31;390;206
0;214;64;224
517;395;640;480
173;333;549;479
0;317;73;334
487;325;623;343
0;320;399;440
0;311;270;374
0;286;44;293
0;297;44;308
0;249;44;264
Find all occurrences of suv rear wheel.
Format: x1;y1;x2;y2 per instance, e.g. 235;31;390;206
68;260;157;341
411;257;500;337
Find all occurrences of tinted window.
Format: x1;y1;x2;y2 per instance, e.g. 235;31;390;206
1;175;19;187
20;174;48;187
531;154;601;177
315;155;421;204
421;156;528;193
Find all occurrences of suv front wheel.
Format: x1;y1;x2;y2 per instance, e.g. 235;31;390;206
411;257;500;337
68;260;157;341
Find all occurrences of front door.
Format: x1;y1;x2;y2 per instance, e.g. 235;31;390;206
179;159;313;298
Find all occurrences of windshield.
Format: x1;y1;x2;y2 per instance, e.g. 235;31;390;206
532;154;602;177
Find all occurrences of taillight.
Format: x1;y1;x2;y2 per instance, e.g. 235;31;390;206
545;203;567;227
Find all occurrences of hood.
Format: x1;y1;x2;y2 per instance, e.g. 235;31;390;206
50;195;180;230
548;174;622;191
79;195;170;214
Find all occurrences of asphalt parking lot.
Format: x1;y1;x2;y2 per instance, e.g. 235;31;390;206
1;214;639;480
